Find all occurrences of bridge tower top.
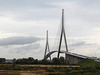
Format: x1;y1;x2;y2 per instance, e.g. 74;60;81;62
57;9;68;58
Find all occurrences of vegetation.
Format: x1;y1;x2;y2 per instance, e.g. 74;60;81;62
52;57;66;65
0;58;5;63
15;57;38;64
46;59;100;75
14;57;66;65
1;57;100;75
77;59;100;67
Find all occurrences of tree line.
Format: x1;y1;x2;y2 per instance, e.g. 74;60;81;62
0;58;5;63
0;57;66;65
14;57;66;65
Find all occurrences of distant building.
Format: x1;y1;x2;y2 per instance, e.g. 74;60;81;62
5;59;13;63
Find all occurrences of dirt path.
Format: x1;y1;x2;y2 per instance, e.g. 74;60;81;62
0;71;45;75
0;71;19;75
20;65;80;68
1;70;100;75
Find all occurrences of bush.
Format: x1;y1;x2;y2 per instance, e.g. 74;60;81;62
47;67;55;72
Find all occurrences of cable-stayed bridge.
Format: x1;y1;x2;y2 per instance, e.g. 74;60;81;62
43;9;99;64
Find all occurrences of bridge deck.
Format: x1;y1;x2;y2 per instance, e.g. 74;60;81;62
44;51;89;60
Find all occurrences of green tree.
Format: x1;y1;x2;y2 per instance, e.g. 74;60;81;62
0;58;5;63
52;57;60;65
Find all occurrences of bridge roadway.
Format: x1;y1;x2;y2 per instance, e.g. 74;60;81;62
44;51;88;60
44;51;97;64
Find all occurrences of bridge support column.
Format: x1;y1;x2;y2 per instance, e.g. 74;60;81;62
65;54;68;64
65;54;84;64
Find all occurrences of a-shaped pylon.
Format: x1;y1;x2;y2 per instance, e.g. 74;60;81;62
44;30;51;60
57;9;68;58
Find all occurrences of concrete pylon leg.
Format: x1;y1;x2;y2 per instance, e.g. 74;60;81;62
57;9;68;62
65;54;67;64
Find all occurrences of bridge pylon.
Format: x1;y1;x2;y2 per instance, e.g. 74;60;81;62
57;9;68;58
44;30;51;61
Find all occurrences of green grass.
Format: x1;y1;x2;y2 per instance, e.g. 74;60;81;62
77;59;100;67
46;59;100;75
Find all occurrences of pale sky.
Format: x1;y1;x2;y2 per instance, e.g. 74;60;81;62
0;0;100;59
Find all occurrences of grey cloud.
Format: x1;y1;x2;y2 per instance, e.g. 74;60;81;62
60;41;87;50
17;43;40;50
0;0;59;21
0;0;57;21
71;41;90;47
0;0;55;9
16;43;40;53
77;0;100;7
0;36;41;46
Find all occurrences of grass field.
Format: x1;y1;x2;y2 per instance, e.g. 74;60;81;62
1;59;100;75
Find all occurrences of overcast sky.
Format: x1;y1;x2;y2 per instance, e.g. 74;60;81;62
0;0;100;59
